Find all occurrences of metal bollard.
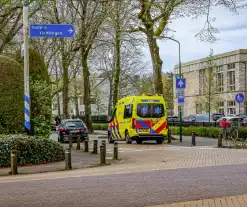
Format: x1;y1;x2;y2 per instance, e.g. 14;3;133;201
113;142;118;160
11;150;18;175
100;145;106;164
167;129;171;144
69;134;73;148
218;133;223;148
84;138;89;152
192;131;196;146
92;140;98;154
65;148;72;170
76;136;80;150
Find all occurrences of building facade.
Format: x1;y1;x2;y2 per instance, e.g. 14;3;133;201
173;49;247;117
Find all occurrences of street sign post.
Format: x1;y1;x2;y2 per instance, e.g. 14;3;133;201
30;24;75;38
176;78;186;89
235;93;244;116
177;90;184;106
235;93;244;103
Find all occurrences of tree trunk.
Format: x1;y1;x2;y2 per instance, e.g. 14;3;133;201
112;1;121;107
62;54;69;119
82;54;93;132
108;79;113;117
55;66;61;117
147;35;163;95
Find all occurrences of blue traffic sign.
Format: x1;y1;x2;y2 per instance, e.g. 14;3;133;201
235;93;244;103
176;78;186;89
178;91;184;106
30;24;75;38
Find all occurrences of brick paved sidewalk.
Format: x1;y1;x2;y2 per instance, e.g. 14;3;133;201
150;194;247;207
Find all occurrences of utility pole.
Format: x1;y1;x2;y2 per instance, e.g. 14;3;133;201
23;0;30;134
244;62;247;115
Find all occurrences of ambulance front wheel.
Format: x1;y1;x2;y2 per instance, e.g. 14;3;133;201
125;131;132;144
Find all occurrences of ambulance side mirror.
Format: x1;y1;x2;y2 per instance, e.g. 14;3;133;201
107;108;116;123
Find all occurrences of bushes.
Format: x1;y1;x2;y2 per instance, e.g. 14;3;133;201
170;126;247;138
92;123;247;139
0;56;24;134
0;134;65;167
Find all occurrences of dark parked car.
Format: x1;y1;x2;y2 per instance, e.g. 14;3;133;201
57;119;88;143
183;114;214;122
167;116;179;122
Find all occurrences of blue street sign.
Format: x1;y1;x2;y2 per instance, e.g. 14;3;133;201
235;93;244;103
178;92;184;106
176;78;186;89
30;24;75;38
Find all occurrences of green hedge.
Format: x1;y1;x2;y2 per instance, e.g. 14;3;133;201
0;134;65;167
92;124;247;139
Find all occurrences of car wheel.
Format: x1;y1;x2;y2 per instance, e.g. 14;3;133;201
136;139;142;144
125;131;132;144
108;131;114;144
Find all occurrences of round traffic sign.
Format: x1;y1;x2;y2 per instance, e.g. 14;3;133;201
235;93;244;103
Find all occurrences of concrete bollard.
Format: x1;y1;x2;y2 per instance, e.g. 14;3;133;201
100;145;106;165
69;134;73;148
84;138;89;152
167;129;171;144
113;142;118;160
102;140;106;156
65;148;72;170
11;150;18;175
192;131;196;146
76;136;80;150
92;140;98;154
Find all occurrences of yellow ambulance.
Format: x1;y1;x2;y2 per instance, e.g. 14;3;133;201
108;94;168;144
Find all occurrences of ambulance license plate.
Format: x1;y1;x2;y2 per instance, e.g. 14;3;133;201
139;128;150;133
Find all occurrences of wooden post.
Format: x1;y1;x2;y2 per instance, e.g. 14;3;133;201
65;148;72;170
76;136;80;150
84;138;89;152
11;150;18;175
192;131;196;146
102;140;106;156
92;140;98;154
113;142;118;160
100;145;106;165
168;129;171;144
69;134;73;148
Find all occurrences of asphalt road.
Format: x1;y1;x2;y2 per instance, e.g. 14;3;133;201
1;163;247;207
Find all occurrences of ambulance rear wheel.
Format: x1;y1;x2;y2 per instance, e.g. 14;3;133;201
125;131;132;144
156;139;164;144
136;139;142;144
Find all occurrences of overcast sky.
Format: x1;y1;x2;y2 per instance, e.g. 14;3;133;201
142;6;247;73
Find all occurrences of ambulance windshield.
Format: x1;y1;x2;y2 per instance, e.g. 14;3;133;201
137;104;164;118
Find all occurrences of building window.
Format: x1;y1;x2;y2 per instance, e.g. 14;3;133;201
53;104;58;110
218;102;224;114
227;70;235;91
216;72;224;92
90;97;96;104
199;69;206;95
196;103;202;114
216;65;223;72
227;63;235;70
227;101;236;116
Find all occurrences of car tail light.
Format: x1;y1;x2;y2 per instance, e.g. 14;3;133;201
60;128;66;132
132;118;136;129
80;127;88;131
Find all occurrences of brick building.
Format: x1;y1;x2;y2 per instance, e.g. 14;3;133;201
173;49;247;117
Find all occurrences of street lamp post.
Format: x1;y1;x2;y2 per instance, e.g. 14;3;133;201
154;36;182;142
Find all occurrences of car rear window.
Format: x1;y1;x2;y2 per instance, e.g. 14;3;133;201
137;104;164;118
65;121;84;127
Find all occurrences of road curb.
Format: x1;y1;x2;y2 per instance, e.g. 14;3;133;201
97;135;108;139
